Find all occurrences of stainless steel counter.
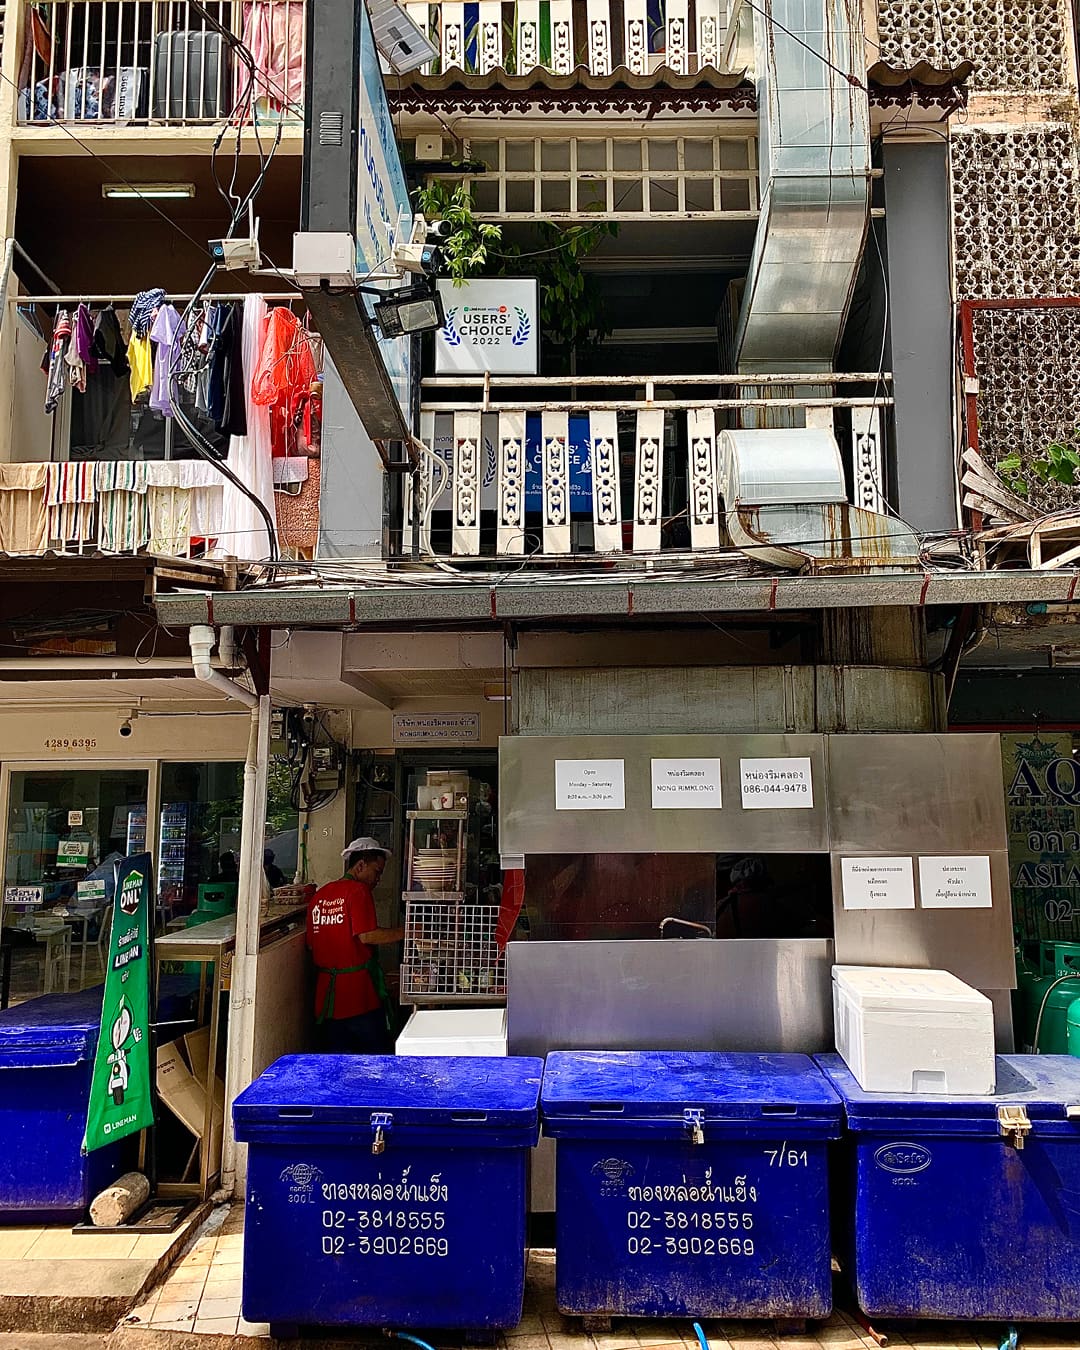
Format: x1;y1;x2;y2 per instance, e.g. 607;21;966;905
506;937;834;1058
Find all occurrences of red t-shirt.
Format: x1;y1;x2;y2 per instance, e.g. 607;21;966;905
306;878;380;1019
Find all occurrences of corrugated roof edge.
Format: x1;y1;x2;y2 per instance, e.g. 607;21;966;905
384;58;972;94
152;567;1079;629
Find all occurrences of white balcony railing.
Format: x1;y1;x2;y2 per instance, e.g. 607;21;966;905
18;0;305;127
403;0;736;77
403;373;891;562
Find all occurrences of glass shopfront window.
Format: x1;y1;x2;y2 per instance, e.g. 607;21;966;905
157;761;244;925
1;767;149;1004
0;759;246;1007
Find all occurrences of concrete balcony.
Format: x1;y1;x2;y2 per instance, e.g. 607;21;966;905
14;0;304;139
397;372;898;567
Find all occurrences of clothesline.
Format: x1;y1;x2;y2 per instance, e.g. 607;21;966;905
12;294;300;305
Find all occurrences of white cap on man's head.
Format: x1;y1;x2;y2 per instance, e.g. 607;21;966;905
341;837;392;859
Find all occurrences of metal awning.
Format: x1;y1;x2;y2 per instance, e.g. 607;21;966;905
153;568;1080;629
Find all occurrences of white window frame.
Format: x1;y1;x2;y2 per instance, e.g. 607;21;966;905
435;134;760;220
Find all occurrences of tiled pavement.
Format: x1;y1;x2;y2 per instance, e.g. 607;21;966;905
118;1205;1080;1348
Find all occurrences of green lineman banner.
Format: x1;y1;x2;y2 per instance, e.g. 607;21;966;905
84;852;155;1153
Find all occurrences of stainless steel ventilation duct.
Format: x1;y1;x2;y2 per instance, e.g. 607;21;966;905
733;0;870;373
719;429;919;570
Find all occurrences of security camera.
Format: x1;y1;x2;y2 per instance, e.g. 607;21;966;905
119;720;133;737
427;218;454;240
391;241;446;277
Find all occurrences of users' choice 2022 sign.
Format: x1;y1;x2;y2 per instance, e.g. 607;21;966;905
435;279;539;375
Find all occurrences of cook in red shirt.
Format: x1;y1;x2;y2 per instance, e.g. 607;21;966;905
306;837;404;1053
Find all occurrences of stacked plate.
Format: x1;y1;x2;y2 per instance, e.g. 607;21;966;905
413;848;459;891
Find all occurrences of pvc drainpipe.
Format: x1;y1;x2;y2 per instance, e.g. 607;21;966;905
188;625;257;708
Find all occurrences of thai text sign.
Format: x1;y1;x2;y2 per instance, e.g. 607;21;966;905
84;853;154;1153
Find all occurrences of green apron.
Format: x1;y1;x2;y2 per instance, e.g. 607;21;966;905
316;952;392;1033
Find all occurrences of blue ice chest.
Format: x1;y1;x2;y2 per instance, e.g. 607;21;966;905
817;1053;1080;1321
233;1054;543;1334
0;987;134;1221
542;1051;843;1320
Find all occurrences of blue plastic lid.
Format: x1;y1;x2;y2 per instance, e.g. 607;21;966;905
816;1053;1080;1128
542;1051;842;1122
0;975;198;1066
233;1053;543;1129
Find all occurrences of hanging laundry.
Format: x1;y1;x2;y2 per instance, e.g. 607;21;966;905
91;307;130;377
129;288;165;340
207;302;246;437
44;308;71;414
217;295;276;560
0;463;48;553
64;304;96;394
251;306;318;458
149;304;186;416
44;461;96;547
128;333;153;401
239;1;304;114
96;459;150;552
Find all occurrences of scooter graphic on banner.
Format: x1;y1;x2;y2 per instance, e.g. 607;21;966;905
106;997;141;1106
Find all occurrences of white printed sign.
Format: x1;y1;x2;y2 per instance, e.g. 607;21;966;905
4;884;43;908
435;278;539;375
651;758;722;810
77;878;107;903
555;759;625;810
57;838;90;864
841;857;916;910
918;855;993;909
68;809;84;826
392;713;481;744
740;757;814;809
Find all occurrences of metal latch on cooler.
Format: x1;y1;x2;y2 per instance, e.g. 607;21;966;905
371;1111;393;1155
998;1105;1032;1149
684;1108;705;1145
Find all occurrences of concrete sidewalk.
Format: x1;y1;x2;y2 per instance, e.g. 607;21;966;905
110;1205;1080;1350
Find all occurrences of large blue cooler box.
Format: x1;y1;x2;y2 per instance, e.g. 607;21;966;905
233;1053;543;1333
817;1052;1080;1321
0;986;133;1221
541;1051;843;1319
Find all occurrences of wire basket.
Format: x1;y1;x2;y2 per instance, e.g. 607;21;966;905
400;899;507;1003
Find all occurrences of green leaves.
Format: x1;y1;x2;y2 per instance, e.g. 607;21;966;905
997;434;1080;501
413;180;503;285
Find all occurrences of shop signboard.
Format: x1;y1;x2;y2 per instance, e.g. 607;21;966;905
555;759;625;810
4;884;43;908
740;757;814;809
1001;732;1080;940
918;855;993;909
650;758;722;809
392;712;481;744
356;2;411;418
841;857;916;910
84;853;154;1153
435;278;539;375
57;837;90;865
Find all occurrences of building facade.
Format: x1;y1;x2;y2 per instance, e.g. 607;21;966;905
0;0;1077;1191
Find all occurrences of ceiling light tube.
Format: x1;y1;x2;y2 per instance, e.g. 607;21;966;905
102;182;196;200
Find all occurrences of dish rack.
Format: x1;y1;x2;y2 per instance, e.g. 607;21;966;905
399;899;507;1004
399;807;505;1004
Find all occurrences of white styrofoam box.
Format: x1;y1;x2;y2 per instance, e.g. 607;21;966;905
396;1007;507;1057
832;965;996;1095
